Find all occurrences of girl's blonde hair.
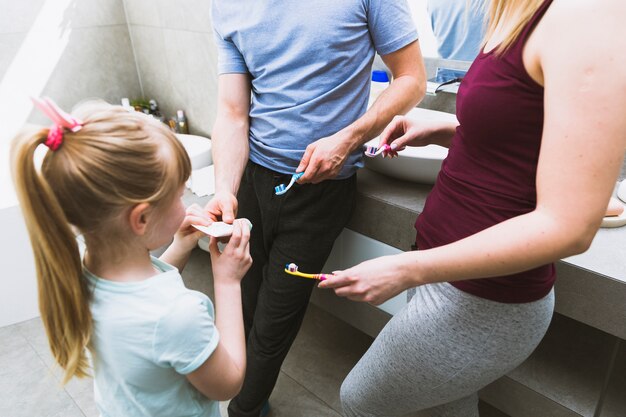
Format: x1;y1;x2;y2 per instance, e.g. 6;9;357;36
482;0;546;54
10;101;191;384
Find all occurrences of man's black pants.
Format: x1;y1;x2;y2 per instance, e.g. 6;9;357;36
228;161;356;417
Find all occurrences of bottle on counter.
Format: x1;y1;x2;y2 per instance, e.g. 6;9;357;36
149;99;166;123
369;70;390;107
176;110;189;134
168;118;179;133
121;98;134;112
149;99;159;114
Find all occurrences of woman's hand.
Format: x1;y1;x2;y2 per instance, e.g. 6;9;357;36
209;219;252;285
318;254;411;305
379;115;430;151
380;116;458;150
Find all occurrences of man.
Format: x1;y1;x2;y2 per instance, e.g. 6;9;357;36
428;0;485;61
207;1;425;416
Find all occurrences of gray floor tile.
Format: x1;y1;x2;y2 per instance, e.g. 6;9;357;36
0;322;28;357
16;317;56;369
0;326;85;417
181;248;215;300
478;401;511;417
14;317;97;416
0;323;42;379
282;304;373;413
267;372;341;417
217;372;342;417
65;375;98;417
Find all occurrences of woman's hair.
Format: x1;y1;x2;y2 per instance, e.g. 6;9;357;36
482;0;546;54
10;101;191;383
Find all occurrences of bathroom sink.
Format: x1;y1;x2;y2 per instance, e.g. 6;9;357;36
364;107;457;184
176;134;212;170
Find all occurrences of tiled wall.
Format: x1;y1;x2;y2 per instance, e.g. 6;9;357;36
123;0;218;138
0;0;142;127
0;0;142;326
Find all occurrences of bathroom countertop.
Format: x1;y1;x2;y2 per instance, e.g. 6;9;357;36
349;169;626;339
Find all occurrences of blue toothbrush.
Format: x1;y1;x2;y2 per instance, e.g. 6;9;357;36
275;172;304;195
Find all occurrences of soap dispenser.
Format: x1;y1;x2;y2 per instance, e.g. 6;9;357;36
369;70;390;107
176;110;189;134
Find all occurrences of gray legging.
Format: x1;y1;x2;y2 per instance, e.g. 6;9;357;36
341;282;554;417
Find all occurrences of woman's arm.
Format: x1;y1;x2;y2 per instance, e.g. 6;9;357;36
320;1;626;304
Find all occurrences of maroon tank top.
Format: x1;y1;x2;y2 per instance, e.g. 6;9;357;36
415;0;555;303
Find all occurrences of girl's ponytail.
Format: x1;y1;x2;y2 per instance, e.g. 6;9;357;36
10;127;91;384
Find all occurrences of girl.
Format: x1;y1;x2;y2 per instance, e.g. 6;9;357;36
320;0;626;415
11;98;252;417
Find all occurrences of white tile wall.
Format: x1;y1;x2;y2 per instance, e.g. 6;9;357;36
0;0;142;325
124;0;219;137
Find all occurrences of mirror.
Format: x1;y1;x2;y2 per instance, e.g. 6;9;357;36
409;0;485;62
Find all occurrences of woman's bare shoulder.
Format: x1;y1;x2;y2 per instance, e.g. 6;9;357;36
536;0;626;67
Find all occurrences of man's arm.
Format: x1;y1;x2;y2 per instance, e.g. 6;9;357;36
205;73;251;223
350;41;426;149
297;41;426;183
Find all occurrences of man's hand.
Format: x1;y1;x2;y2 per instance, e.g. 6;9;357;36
204;191;238;224
296;131;355;184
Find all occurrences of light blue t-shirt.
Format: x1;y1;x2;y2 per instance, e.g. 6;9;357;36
428;0;485;61
211;0;418;178
84;257;220;417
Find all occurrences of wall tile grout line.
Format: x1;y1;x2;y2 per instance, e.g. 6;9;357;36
121;0;144;98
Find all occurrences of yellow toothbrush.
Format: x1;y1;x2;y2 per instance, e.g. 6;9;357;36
284;263;330;281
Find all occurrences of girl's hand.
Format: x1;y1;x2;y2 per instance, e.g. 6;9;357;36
208;219;252;285
172;204;211;254
318;255;410;305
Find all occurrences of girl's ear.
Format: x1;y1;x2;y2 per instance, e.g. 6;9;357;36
128;203;151;236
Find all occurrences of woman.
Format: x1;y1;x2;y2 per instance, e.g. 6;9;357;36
319;0;626;415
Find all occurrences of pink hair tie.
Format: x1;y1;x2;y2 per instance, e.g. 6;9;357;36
31;97;83;151
45;126;64;151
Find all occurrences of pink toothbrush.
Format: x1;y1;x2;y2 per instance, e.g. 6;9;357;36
364;144;391;157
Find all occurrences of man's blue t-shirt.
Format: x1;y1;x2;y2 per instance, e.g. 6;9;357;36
428;0;484;61
211;0;418;178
